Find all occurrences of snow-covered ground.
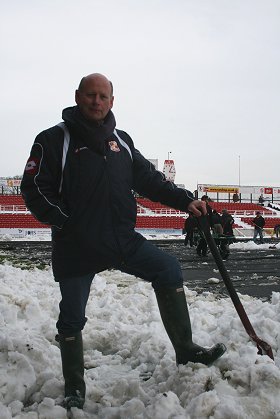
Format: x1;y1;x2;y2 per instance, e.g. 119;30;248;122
0;241;279;418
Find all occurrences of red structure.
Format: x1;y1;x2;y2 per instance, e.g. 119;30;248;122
1;194;280;237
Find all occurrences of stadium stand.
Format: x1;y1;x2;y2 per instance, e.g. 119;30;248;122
0;195;26;212
0;195;25;205
136;198;182;214
0;194;280;236
241;217;280;228
136;216;185;229
208;202;275;216
0;214;46;228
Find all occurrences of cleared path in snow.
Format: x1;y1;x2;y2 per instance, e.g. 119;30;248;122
0;239;279;300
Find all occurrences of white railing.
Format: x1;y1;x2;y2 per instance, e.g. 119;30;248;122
137;207;279;218
137;211;185;217
137;206;185;216
1;204;279;221
0;204;29;213
231;210;278;217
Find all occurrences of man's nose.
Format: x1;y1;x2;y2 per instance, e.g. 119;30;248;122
92;94;101;104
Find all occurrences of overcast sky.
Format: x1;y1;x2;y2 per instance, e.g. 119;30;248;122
1;0;279;192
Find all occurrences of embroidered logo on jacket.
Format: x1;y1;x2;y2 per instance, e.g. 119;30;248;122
24;157;40;175
108;141;120;152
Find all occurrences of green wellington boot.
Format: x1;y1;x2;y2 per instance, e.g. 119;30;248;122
56;332;86;409
155;287;226;365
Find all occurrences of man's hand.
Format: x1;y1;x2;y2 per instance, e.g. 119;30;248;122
187;200;207;217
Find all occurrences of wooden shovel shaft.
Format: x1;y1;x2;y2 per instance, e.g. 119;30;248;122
197;215;274;360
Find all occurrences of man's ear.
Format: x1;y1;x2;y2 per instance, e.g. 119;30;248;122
110;96;114;109
75;89;80;105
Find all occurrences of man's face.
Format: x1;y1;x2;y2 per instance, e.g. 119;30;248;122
75;75;114;122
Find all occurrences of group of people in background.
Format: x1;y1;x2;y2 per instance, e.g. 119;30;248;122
184;196;235;260
184;197;280;257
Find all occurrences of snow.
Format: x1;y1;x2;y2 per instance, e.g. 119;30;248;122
0;242;280;418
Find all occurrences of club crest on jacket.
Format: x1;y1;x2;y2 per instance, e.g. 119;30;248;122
108;141;120;152
24;157;40;175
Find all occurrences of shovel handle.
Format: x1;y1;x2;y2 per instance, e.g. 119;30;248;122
197;215;274;360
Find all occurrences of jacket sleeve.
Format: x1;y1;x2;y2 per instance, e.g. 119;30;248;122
128;140;194;212
20;126;69;229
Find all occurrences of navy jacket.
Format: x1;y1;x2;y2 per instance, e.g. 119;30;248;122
21;107;194;279
253;215;265;229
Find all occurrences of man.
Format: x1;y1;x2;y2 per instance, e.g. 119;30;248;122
221;209;235;237
184;213;197;247
252;211;265;243
21;73;226;410
211;209;230;260
196;195;212;257
274;224;280;238
212;209;223;235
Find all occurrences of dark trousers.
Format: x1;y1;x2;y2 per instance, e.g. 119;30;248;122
56;240;183;334
197;237;207;256
184;231;194;246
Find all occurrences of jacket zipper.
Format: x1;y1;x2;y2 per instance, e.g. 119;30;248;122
103;153;126;266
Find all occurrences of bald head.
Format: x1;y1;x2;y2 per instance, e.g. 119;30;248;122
75;73;114;122
77;73;113;97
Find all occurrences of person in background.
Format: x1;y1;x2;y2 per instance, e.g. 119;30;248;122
196;230;208;257
258;194;265;205
221;209;234;237
252;211;265;244
211;209;230;259
184;213;196;247
196;195;213;257
274;224;280;238
21;73;226;410
212;209;223;235
232;193;239;203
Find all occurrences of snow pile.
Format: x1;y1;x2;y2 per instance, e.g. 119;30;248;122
0;264;279;418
